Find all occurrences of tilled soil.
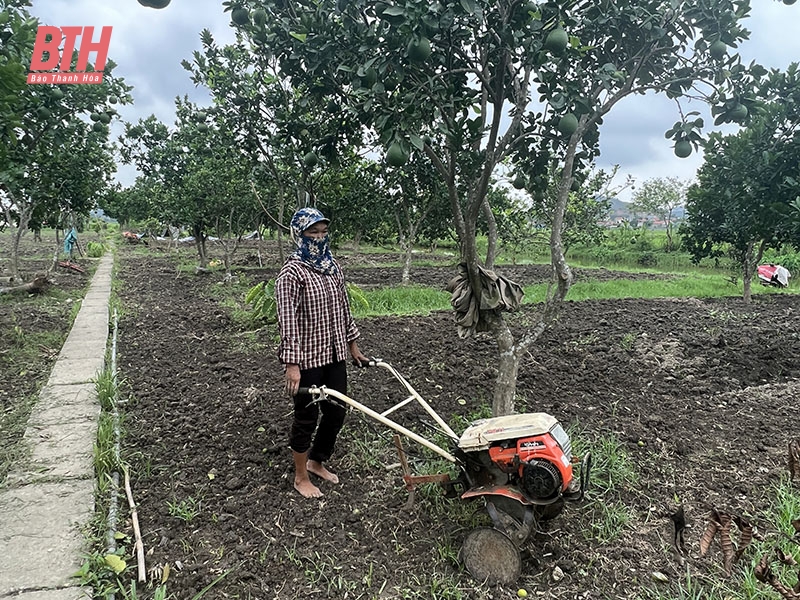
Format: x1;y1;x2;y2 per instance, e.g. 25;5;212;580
108;244;800;600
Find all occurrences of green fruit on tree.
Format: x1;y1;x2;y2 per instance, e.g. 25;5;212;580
361;67;378;88
386;142;409;167
674;140;692;158
198;123;209;133
90;112;100;122
303;151;318;168
784;0;796;5
92;121;105;133
138;0;171;8
709;40;727;60
407;37;432;63
512;175;526;189
557;113;578;136
544;27;568;53
36;107;51;119
98;112;111;124
300;128;309;137
231;7;249;25
729;103;748;121
108;95;118;104
326;100;339;113
52;88;64;100
252;8;267;24
196;111;206;121
232;95;247;106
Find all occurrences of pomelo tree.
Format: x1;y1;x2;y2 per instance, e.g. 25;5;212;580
384;155;453;282
183;29;367;263
230;0;766;415
682;65;800;302
1;1;130;280
120;104;257;268
99;178;164;228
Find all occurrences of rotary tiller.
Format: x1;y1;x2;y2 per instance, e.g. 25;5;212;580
300;360;591;585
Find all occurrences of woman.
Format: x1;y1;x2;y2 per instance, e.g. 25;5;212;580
275;207;370;498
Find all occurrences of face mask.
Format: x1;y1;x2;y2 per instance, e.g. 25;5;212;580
293;234;338;275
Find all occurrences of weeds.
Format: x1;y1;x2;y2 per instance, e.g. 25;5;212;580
87;241;106;257
621;331;637;350
569;428;638;544
167;496;202;522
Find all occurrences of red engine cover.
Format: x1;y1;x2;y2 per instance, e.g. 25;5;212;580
488;434;573;491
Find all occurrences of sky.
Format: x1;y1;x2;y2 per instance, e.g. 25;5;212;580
27;0;800;202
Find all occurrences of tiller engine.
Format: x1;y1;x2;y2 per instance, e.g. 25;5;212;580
455;413;591;584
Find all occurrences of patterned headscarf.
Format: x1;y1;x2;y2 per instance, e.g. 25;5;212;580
289;207;338;275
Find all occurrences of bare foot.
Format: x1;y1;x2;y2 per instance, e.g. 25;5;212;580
307;460;339;484
294;477;323;498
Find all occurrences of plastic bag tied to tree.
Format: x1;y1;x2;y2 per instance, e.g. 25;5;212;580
446;264;524;338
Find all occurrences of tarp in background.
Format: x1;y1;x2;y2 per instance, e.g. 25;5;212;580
757;264;791;287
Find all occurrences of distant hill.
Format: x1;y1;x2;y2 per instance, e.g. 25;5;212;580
607;196;632;218
601;196;685;225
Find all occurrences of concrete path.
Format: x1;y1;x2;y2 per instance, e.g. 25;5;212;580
0;254;113;599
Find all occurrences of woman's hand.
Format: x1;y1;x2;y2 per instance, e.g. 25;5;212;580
285;364;301;396
349;341;370;367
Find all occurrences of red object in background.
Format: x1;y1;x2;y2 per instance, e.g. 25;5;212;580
758;264;778;281
757;264;791;287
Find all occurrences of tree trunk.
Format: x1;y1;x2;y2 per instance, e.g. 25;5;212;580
742;240;766;304
482;197;499;270
486;127;580;416
193;224;208;268
743;260;752;304
484;312;520;416
8;203;33;282
401;242;413;285
0;274;51;295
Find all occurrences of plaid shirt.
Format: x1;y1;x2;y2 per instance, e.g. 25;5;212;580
275;257;360;369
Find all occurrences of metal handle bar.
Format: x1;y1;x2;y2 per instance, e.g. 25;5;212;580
302;358;459;442
369;359;459;441
297;384;457;464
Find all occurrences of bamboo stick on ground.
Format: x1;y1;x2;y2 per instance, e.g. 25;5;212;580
124;467;147;583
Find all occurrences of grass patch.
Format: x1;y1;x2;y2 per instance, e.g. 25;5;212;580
569;427;639;545
522;272;798;304
355;285;451;317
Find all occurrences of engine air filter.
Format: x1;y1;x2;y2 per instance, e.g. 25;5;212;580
521;459;562;500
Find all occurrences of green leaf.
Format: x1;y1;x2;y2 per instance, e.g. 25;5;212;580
409;134;424;150
459;0;476;14
382;6;405;16
104;554;126;574
289;32;307;42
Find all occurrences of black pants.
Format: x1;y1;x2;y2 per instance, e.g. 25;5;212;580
290;361;347;463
